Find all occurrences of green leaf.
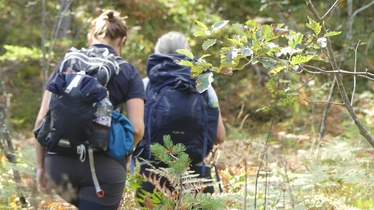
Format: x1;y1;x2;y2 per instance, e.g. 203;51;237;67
269;66;286;76
306;16;321;36
198;54;211;60
221;48;237;62
290;55;314;65
202;39;217;51
227;37;244;46
324;31;342;37
240;47;253;57
211;20;229;31
196;20;208;31
232;23;245;34
176;49;194;59
190;66;206;78
196;72;214;93
193;31;207;37
216;66;233;75
245;19;257;28
175;59;194;67
255;57;278;70
288;32;304;50
312;55;324;61
260;25;274;41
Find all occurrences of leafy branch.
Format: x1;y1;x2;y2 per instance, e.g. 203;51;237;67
176;1;374;148
138;135;223;210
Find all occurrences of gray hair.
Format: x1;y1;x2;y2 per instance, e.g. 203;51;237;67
154;31;191;54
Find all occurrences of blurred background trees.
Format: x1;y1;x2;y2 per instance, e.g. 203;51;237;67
1;0;374;138
2;1;374;208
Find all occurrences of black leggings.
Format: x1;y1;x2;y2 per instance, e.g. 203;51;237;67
136;161;214;204
45;153;126;210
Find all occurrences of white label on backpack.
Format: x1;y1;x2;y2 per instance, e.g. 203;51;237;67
172;130;185;134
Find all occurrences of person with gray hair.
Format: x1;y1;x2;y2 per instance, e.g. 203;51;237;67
135;31;226;204
154;31;191;54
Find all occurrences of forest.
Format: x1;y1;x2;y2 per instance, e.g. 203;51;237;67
1;0;374;209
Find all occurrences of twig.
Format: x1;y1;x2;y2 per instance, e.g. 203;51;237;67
239;114;249;130
352;0;374;18
237;103;244;123
303;98;343;106
301;64;374;77
341;0;353;66
341;0;374;66
40;0;47;87
321;0;339;20
365;33;374;55
318;76;336;139
351;40;360;106
283;161;295;208
42;0;73;87
254;76;280;209
243;158;247;210
296;74;318;91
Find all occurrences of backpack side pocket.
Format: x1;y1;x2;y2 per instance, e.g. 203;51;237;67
35;110;52;147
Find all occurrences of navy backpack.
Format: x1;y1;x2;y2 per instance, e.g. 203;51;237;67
35;47;126;154
136;54;219;166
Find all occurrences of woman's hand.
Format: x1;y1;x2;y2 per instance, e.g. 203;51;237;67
125;155;132;168
36;167;51;194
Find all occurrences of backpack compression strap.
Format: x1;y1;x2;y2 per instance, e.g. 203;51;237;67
200;93;209;175
88;147;105;197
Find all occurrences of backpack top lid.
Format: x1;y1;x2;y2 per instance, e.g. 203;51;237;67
146;53;196;90
47;72;107;103
59;47;121;86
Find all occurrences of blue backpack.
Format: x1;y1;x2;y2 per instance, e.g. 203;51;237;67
136;54;219;165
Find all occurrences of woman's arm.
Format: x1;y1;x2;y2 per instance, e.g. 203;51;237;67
207;86;226;145
215;107;226;145
33;90;51;194
125;98;145;147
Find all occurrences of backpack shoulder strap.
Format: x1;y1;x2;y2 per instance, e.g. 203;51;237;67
114;56;128;66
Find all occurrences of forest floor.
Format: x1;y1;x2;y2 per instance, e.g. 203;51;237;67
12;136;263;209
10;130;324;209
8;103;372;209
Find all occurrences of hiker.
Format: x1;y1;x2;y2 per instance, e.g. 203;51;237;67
136;31;226;198
33;10;145;209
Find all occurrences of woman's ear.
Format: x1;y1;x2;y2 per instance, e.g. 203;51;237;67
87;34;93;45
119;36;127;47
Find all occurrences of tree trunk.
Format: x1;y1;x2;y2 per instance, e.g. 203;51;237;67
58;0;72;39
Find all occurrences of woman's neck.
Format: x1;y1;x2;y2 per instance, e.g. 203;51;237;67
90;37;121;55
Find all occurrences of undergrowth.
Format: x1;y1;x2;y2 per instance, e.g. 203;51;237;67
0;123;373;209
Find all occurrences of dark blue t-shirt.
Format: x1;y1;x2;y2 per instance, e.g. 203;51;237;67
47;44;146;107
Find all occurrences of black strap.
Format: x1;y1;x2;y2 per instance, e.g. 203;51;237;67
213;163;223;194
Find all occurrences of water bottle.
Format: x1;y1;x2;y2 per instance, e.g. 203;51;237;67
91;96;113;150
94;96;113;126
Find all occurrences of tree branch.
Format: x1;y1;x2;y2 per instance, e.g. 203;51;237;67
306;0;374;148
321;0;339;20
351;40;360;106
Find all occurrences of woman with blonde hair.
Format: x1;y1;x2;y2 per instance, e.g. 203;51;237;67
34;10;145;209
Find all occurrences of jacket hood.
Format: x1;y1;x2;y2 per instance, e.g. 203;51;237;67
146;53;195;90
